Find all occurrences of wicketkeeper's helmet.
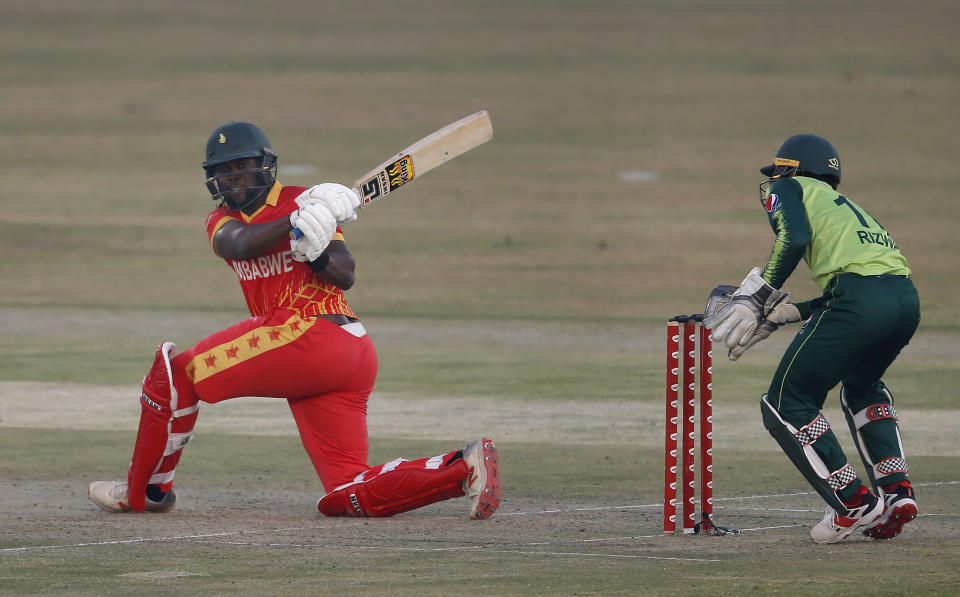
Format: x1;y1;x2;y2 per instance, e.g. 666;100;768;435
202;121;278;210
759;134;841;189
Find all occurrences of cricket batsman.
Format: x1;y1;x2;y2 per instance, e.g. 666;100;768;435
704;134;919;544
88;121;501;519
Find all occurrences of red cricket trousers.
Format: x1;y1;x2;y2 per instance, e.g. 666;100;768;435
170;308;378;491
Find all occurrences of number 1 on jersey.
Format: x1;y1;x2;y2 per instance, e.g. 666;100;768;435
835;195;870;228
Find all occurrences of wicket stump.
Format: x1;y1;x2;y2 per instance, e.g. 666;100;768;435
663;314;713;534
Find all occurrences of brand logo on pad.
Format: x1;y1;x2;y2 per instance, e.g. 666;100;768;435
349;493;363;515
141;393;162;412
764;193;781;213
866;404;897;421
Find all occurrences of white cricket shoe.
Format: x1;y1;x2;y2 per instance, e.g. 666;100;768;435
810;489;883;544
462;438;501;520
88;481;178;513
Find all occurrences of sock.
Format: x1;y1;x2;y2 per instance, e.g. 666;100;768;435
842;484;869;508
883;480;911;493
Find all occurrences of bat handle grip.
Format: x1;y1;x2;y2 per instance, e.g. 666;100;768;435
290;227;303;240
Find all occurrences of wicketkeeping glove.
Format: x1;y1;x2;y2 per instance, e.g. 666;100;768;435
289;203;337;262
727;301;803;361
704;284;739;320
703;267;789;350
294;183;360;224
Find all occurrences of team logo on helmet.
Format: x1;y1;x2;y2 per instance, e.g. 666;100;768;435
218;133;227;144
764;193;781;213
828;157;839;170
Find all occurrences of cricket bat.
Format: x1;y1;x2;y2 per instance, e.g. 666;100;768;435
292;110;493;238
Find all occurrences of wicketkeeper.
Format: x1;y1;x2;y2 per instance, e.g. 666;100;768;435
704;134;919;544
89;122;501;520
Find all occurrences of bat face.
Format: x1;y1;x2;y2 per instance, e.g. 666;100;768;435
356;155;416;205
352;111;491;209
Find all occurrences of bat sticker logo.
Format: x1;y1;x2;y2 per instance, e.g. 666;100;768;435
358;176;384;205
387;155;415;191
764;193;781;213
218;133;227;144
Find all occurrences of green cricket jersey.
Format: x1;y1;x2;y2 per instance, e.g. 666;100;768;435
759;176;910;292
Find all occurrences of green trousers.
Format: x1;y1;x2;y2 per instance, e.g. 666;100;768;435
765;273;920;499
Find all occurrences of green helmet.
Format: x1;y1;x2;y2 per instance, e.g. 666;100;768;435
202;122;278;210
759;134;841;189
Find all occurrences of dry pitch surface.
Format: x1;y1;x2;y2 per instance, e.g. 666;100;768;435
2;322;959;595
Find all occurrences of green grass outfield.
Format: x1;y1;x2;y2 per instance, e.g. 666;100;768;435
2;1;959;594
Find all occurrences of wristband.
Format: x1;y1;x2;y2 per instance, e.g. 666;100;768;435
307;252;330;273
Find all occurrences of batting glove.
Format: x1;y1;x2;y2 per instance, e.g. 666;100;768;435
294;183;360;224
290;203;337;262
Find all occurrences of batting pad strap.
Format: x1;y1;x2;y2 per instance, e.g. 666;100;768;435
164;432;194;456
149;470;176;485
826;464;857;491
795;413;830;446
380;458;407;474
159;341;179;410
875;457;908;476
850;403;898;430
317;451;468;518
172;403;200;419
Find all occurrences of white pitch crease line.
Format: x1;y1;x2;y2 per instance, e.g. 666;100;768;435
6;481;956;553
499;503;662;516
569;504;659;512
527;534;665;545
735;524;807;532
500;480;960;517
712;480;960;503
721;506;822;513
525;536;654;545
182;541;720;562
496;550;720;562
184;541;485;552
712;492;815;502
1;532;238;553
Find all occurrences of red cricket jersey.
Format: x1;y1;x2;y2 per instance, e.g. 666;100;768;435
205;182;358;319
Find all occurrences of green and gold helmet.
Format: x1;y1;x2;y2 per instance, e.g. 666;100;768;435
760;134;841;189
202;122;278;210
